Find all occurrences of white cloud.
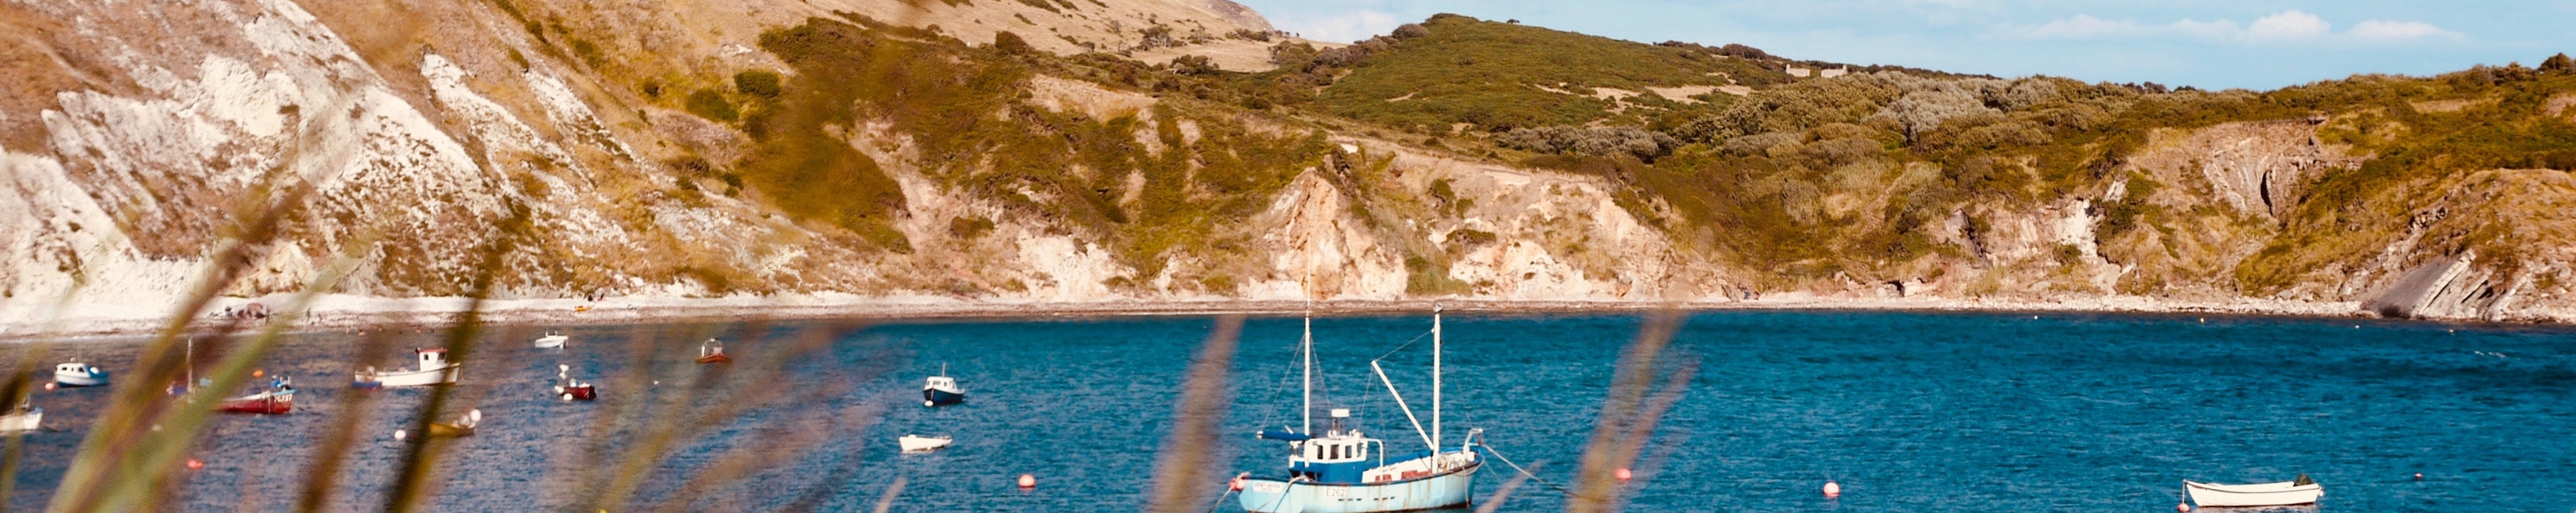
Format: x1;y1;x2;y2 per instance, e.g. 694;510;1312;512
1279;9;1401;44
2349;20;2458;41
2245;10;2329;41
2009;11;2449;45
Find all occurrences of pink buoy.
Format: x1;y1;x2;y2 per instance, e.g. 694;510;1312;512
43;382;54;391
186;459;204;470
1822;481;1841;497
1616;468;1632;481
1018;474;1036;488
1231;476;1244;491
2177;502;2190;512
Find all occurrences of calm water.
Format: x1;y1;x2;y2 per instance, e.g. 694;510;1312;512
5;311;2573;512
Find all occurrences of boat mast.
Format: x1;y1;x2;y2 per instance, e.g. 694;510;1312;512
1302;314;1313;434
1432;305;1441;451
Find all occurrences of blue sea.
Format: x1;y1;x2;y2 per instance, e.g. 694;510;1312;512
6;311;2573;512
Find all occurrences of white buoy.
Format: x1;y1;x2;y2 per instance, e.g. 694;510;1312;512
1823;481;1841;497
561;393;574;401
1018;474;1036;488
393;429;408;441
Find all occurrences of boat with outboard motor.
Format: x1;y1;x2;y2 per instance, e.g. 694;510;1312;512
216;377;295;414
54;360;109;387
532;330;569;349
0;403;40;433
1236;310;1483;513
924;364;964;407
695;338;732;364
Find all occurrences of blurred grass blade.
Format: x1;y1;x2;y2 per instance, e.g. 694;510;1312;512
1144;315;1241;513
1565;310;1684;513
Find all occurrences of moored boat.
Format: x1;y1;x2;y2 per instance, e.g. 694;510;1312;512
216;378;295;415
354;348;463;388
426;410;482;438
695;338;732;364
532;330;569;349
2186;475;2323;507
53;361;109;387
1237;311;1483;513
899;434;952;452
0;404;39;433
553;364;596;401
923;364;964;407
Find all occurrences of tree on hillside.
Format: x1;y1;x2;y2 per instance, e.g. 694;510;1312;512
2543;53;2574;74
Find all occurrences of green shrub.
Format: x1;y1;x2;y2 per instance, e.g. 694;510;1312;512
735;70;784;99
683;89;737;122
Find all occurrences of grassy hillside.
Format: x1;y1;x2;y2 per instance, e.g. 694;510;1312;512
1309;14;1779;132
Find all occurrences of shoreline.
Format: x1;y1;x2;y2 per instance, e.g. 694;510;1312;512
0;292;2447;342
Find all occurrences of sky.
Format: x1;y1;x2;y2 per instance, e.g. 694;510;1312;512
1231;0;2576;90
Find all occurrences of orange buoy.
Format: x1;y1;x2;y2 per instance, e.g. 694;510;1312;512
2176;502;2190;512
1018;474;1036;488
2414;472;2423;480
1822;481;1841;497
1615;468;1632;481
186;459;204;470
252;369;264;378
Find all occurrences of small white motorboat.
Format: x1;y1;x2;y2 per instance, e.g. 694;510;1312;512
0;404;41;433
532;330;569;349
899;434;953;452
354;348;463;388
54;361;109;387
2186;475;2323;507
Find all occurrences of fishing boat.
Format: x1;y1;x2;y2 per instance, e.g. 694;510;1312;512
923;364;964;407
53;360;109;387
532;330;569;349
1237;311;1483;513
2185;475;2323;507
553;364;596;401
0;404;39;433
695;338;731;364
899;434;953;452
426;410;482;438
216;378;295;415
354;348;463;388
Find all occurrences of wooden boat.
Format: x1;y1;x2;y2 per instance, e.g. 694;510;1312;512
923;364;964;407
354;348;462;388
1237;311;1483;513
0;404;40;433
216;378;295;414
695;338;731;364
553;364;597;401
426;410;482;438
53;361;109;387
2186;475;2323;507
899;434;953;452
532;330;569;349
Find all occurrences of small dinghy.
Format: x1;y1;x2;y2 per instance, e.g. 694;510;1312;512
532;330;569;349
217;377;295;415
2186;474;2323;507
695;338;732;364
53;360;109;387
426;410;482;438
552;364;596;401
354;348;463;388
922;364;963;407
0;404;40;433
899;434;952;452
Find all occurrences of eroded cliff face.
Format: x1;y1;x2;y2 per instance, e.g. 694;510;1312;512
5;0;2573;326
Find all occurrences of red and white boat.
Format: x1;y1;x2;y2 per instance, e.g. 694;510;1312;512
216;380;294;415
695;338;732;364
553;364;597;401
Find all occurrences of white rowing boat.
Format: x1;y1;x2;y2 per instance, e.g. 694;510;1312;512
899;434;952;452
2185;476;2322;507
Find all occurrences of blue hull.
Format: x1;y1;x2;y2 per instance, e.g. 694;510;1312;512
924;388;964;406
54;372;108;387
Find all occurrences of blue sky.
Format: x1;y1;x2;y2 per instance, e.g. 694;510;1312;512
1233;0;2576;90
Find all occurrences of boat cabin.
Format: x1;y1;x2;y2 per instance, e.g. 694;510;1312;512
56;363;95;375
1289;409;1384;483
925;376;958;392
414;348;450;368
